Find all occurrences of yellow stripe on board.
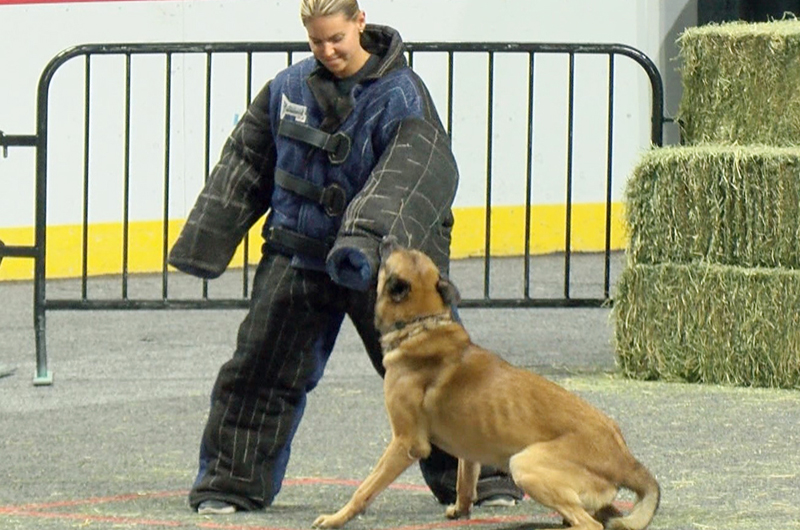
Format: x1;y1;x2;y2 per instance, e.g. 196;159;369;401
451;202;627;258
0;221;266;282
0;202;627;281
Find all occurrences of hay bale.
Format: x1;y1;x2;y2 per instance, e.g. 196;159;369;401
678;19;800;145
614;262;800;389
626;144;800;268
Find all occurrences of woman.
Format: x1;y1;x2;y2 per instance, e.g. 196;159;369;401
169;0;522;514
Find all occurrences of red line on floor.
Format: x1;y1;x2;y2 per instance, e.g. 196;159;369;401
1;490;187;511
0;478;427;513
1;507;534;530
1;509;186;527
390;515;535;530
191;522;297;530
284;476;429;491
0;477;633;529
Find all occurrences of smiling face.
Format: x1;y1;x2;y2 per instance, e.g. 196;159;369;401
304;11;369;78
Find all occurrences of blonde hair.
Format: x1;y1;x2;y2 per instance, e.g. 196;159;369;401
300;0;361;25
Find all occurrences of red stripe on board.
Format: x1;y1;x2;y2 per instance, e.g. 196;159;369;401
0;0;194;5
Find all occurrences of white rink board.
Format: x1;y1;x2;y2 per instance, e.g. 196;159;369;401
0;0;692;228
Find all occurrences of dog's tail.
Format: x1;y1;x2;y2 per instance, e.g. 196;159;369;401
607;459;660;530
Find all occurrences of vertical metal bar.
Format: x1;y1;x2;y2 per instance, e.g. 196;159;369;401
122;52;132;300
202;51;212;300
603;54;615;300
523;52;535;299
161;52;173;300
81;55;91;301
483;51;494;300
287;51;293;67
563;52;575;300
446;51;454;137
243;51;253;299
33;48;53;385
408;50;414;69
649;67;664;147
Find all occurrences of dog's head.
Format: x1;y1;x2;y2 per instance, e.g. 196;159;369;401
374;237;460;335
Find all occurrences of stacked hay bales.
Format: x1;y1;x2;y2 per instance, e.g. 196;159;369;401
615;20;800;389
678;20;800;145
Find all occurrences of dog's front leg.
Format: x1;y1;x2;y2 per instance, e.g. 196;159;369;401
313;437;418;529
445;459;480;519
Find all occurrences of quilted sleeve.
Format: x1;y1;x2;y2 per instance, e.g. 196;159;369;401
326;116;458;290
168;82;276;279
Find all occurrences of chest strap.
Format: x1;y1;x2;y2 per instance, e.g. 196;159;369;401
278;119;351;165
275;169;347;217
266;226;332;260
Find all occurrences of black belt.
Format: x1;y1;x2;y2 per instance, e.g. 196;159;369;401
278;119;351;164
275;169;347;217
266;226;332;260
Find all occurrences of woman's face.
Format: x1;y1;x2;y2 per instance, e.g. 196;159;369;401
305;11;367;78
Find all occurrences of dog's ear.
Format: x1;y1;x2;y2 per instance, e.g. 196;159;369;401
379;235;402;263
436;274;461;306
385;274;411;303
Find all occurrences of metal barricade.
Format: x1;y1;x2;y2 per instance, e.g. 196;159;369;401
0;41;665;385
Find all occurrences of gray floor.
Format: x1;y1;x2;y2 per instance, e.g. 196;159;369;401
1;254;799;530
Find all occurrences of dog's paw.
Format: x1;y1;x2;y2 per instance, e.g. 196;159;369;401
312;514;346;529
445;504;470;520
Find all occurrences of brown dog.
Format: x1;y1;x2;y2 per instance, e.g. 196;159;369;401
312;239;660;530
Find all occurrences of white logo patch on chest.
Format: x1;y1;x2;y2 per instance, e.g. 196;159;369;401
280;94;308;124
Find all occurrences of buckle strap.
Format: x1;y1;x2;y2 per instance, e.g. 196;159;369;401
278;119;351;165
266;226;332;260
278;119;332;151
275;169;347;217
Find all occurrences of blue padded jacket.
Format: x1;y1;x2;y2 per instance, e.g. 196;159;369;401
169;25;457;290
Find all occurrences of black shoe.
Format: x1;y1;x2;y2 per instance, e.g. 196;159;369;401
476;494;519;507
424;468;525;505
475;472;524;506
197;500;237;515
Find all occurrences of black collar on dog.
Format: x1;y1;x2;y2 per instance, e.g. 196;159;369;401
380;312;454;352
392;313;441;331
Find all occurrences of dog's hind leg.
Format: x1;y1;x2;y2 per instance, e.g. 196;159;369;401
445;459;480;519
509;443;610;530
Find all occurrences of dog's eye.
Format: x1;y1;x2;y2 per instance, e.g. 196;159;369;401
386;276;411;302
